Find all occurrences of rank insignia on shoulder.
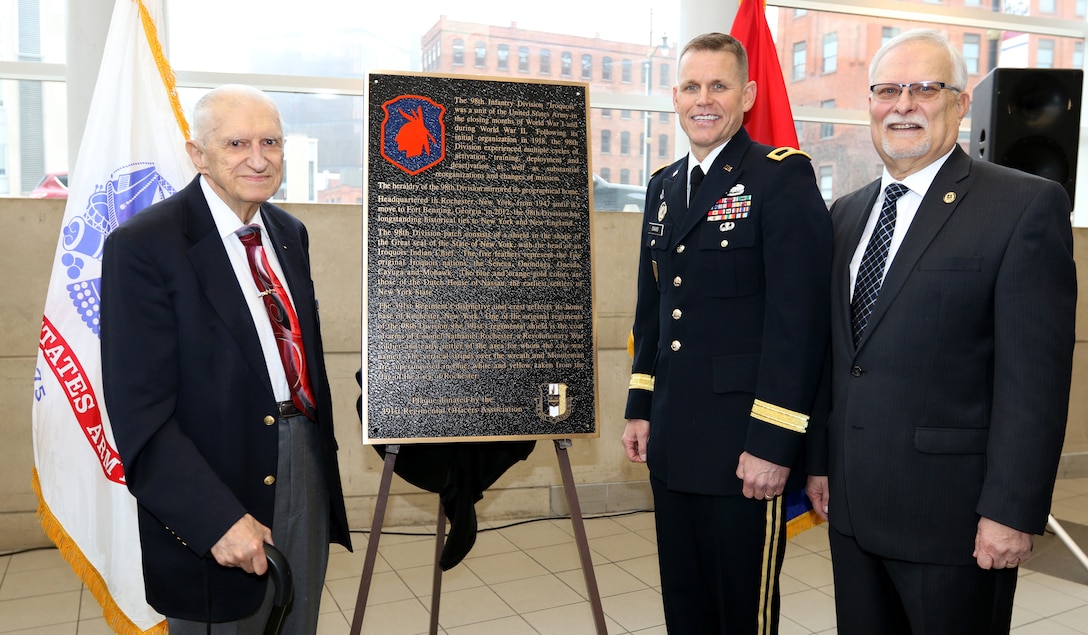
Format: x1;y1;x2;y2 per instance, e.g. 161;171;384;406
767;146;812;161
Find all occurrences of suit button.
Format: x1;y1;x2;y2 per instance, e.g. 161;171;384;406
672;308;682;320
720;239;729;248
851;366;863;377
676;244;686;254
673;276;682;287
264;415;276;426
263;475;276;486
671;340;681;351
650;239;657;247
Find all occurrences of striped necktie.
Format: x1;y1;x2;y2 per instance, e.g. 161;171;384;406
850;182;909;348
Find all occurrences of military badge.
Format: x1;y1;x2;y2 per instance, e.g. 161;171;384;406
707;195;752;222
658;202;668;221
380;94;446;175
728;184;745;197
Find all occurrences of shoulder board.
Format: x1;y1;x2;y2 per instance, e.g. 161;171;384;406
650;163;670;177
766;146;811;162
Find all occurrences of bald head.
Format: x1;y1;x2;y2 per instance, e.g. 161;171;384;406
191;84;283;146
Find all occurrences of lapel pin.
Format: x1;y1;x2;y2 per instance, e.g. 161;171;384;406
943;192;956;203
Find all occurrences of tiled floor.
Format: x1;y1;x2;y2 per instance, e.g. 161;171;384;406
3;477;1088;634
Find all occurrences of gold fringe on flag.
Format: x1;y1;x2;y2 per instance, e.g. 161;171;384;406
32;469;167;635
786;509;825;541
134;0;191;141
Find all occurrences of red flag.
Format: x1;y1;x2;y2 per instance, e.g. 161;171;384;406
730;0;800;149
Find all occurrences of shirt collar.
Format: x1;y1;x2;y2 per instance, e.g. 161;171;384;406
880;147;955;199
199;175;268;240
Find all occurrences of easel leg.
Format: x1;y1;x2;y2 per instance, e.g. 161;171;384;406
430;500;446;635
1047;514;1088;576
349;445;399;635
554;439;608;634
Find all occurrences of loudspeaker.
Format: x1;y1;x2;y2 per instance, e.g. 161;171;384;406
969;68;1082;206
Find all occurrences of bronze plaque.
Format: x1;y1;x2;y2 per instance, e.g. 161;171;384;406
363;72;597;443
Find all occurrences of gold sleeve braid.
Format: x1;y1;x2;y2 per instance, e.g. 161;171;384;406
750;399;809;433
629;374;655;391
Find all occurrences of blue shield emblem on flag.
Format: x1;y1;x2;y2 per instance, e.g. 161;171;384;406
381;94;446;175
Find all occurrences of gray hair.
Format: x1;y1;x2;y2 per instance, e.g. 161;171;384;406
190;84;283;144
869;28;968;91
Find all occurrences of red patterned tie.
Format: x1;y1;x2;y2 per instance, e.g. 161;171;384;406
236;224;316;420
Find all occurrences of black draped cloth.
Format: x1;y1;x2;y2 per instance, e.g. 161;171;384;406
356;371;536;569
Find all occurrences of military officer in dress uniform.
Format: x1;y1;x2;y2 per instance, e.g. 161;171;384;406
622;32;831;634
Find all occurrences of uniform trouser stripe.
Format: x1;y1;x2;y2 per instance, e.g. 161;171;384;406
758;496;784;635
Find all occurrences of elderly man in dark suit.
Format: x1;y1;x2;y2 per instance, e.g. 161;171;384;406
622;32;831;634
806;29;1076;634
101;84;351;633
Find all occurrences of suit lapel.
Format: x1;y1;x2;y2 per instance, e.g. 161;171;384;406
857;148;971;350
181;180;276;397
833;180;880;352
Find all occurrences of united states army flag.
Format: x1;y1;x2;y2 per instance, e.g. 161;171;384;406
31;1;194;632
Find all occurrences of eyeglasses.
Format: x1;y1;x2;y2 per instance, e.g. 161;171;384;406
869;81;962;102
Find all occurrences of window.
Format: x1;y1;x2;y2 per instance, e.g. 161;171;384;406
823;32;838;73
561;51;573;76
819;165;833;204
882;27;900;46
659;112;669;123
581;54;593;79
453;38;465;65
792;42;806;81
1040;0;1056;13
620;130;631;155
659;62;670;87
621;109;631;119
518;46;529;72
658;133;669;158
963;34;980;75
821;99;835;139
1039;39;1055;69
794;8;807;17
602;56;613;81
497;44;509;71
475;42;486;67
622;59;633;83
1076;42;1084;69
601;108;612;118
601;129;611;154
600;167;611;181
964;0;980;5
1078;0;1086;17
620;168;631;184
540;49;551;74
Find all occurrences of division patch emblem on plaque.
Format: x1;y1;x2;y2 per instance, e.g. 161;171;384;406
537;383;573;424
381;94;446;175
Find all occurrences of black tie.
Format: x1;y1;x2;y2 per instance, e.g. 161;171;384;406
850;182;909;347
689;165;705;205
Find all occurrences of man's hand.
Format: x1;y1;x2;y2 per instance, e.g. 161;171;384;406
622;419;650;463
805;475;830;521
974;516;1032;570
736;452;789;500
210;513;273;574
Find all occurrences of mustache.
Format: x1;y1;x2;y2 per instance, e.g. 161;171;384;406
884;116;926;128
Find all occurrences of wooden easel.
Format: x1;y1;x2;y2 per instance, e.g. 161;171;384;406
348;439;608;635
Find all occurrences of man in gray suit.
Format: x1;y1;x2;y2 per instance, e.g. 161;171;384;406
806;29;1076;634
